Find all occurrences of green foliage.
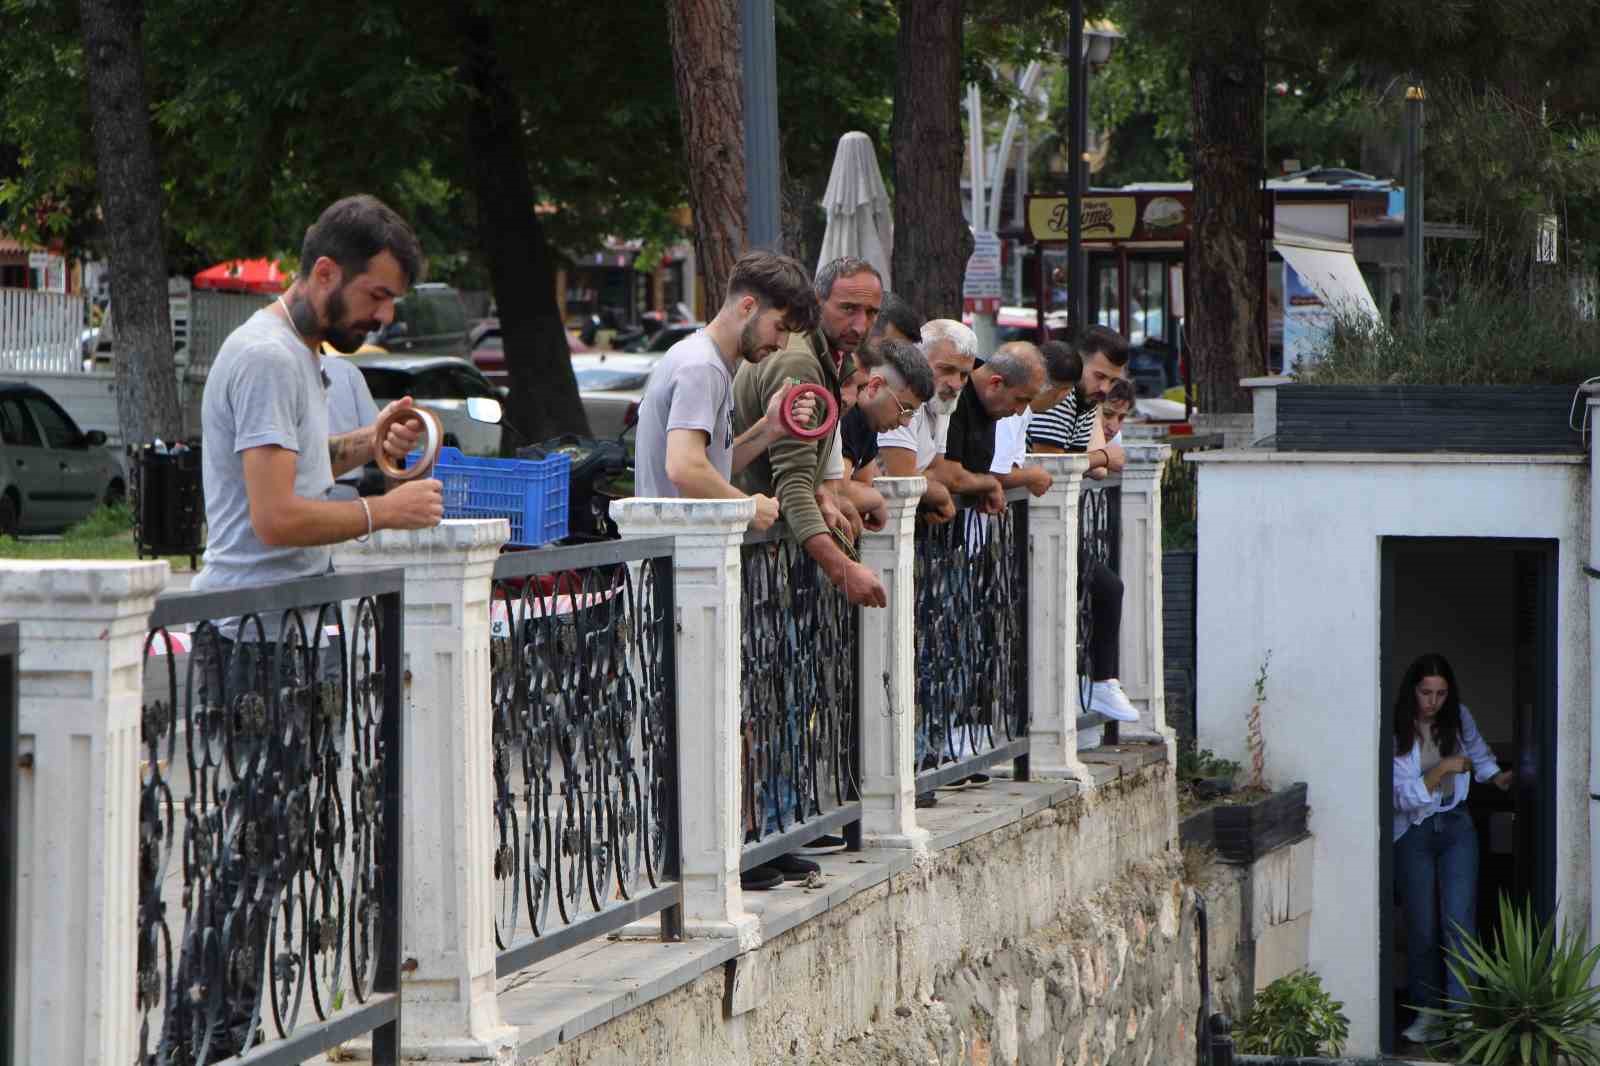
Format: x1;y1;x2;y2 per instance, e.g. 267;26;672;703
1431;893;1600;1065
64;501;132;542
1236;969;1350;1057
1175;739;1239;783
1297;277;1599;387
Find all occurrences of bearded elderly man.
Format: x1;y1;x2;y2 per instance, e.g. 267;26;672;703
877;318;978;523
732;256;888;608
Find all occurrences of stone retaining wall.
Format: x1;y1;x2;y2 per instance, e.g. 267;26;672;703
527;761;1257;1066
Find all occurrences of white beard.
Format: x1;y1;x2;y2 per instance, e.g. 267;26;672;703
928;393;959;418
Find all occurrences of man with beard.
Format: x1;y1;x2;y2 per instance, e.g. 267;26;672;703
878;319;976;523
192;195;444;601
633;250;821;534
839;292;923;485
732;256;888;608
173;195;442;1063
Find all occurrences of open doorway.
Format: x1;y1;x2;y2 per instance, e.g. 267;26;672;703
1378;537;1557;1055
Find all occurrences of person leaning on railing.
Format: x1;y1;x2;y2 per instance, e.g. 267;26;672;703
631;250;824;528
876;318;971;525
174;195;446;1063
1026;327;1139;725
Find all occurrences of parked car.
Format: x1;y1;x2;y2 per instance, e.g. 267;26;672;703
469;319;593;387
961;306;1072;345
0;382;124;535
572;352;658;438
619;322;704;354
340;354;506;456
359;282;471;360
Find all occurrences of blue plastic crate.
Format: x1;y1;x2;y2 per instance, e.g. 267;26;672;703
404;446;570;547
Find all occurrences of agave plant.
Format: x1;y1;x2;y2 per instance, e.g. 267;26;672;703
1426;893;1600;1065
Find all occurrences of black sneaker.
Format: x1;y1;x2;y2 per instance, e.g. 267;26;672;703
741;864;783;891
915;791;938;808
949;772;991;789
770;852;821;881
796;833;848;855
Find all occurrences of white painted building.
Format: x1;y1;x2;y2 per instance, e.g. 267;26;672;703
1191;386;1595;1055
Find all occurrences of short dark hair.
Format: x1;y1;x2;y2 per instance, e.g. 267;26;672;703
1080;324;1131;368
301;194;424;287
875;338;936;402
1104;377;1137;408
873;291;923;342
814;256;883;300
727;251;820;334
1040;340;1080;386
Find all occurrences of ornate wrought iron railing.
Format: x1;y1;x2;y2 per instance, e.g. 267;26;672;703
738;524;862;870
489;537;681;975
1077;481;1123;745
912;488;1032;789
0;622;17;1066
139;569;405;1066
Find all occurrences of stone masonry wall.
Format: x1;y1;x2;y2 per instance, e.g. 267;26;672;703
527;763;1254;1066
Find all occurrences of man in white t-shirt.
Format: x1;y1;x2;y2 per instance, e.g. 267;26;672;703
990;340;1079;494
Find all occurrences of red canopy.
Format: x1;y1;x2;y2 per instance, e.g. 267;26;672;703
192;258;289;295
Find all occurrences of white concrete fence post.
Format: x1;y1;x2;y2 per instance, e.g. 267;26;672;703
610;498;760;948
1023;454;1096;783
335;519;519;1061
1117;443;1176;751
857;476;930;850
3;560;168;1066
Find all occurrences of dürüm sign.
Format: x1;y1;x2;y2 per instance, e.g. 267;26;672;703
1025;190;1275;245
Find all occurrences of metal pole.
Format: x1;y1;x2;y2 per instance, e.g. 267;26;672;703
1067;0;1087;340
1404;84;1425;332
741;0;781;250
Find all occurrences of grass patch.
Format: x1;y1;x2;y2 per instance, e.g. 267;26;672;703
0;502;197;570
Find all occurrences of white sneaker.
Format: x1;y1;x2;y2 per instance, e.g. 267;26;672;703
1401;1015;1436;1044
1089;679;1139;722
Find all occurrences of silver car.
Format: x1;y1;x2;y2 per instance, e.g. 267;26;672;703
343;353;506;456
574;352;659;438
0;383;124;534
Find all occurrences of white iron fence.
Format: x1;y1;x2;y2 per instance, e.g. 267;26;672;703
0;288;85;374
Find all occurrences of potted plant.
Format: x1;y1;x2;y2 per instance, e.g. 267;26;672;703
1236;969;1350;1057
1427;894;1600;1064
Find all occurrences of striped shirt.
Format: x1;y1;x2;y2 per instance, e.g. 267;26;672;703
1027;389;1097;452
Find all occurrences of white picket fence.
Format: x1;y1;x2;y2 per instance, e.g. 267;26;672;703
186;290;272;376
0;288;85;374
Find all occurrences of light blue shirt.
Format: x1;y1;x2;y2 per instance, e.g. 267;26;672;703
1392;704;1501;841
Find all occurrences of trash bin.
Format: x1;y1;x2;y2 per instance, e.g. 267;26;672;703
132;442;204;568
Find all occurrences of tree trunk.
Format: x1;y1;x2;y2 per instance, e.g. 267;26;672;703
79;0;181;447
890;0;970;318
1189;35;1266;414
456;9;589;447
665;0;746;310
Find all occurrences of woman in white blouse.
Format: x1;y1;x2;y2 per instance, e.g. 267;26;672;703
1392;652;1514;1044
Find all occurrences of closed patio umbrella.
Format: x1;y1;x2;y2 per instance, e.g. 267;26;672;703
816;132;892;289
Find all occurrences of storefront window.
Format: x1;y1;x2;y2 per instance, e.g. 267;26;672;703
1094;262;1119;333
1129;259;1167;347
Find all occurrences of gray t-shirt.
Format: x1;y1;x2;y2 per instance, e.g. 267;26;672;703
192;308;335;596
633;331;734;498
323;355;379;500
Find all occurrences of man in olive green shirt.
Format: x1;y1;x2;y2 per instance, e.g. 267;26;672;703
732;258;887;608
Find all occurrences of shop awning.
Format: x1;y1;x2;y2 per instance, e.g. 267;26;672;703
1273;232;1381;324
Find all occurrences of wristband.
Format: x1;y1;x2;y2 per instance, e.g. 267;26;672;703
355;498;373;543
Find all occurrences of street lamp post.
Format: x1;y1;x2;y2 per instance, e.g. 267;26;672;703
742;0;781;251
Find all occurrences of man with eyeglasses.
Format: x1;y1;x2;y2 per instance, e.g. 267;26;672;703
838;337;934;476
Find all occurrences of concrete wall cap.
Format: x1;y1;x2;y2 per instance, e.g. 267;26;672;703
1026;453;1091;473
1240;375;1293;389
352;518;510;554
1122;443;1172;464
0;559;168;606
612;496;756;531
868;475;929;500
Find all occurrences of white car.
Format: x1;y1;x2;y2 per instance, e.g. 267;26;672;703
343;353;506;456
573;352;659;438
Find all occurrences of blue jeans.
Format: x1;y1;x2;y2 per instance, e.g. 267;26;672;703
1396;808;1479;1015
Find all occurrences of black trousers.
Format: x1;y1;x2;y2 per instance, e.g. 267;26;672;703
1083;560;1123;682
